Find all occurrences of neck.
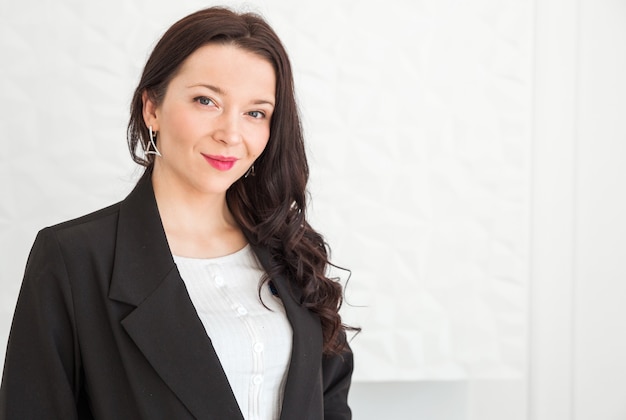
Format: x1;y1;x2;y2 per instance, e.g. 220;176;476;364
150;166;247;258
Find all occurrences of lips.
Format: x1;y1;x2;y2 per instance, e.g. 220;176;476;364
202;154;238;171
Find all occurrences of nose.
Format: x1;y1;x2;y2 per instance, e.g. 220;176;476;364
213;111;243;145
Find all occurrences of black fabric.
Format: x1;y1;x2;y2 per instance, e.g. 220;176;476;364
0;175;353;419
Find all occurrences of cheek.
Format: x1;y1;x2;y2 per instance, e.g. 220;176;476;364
160;103;201;139
253;128;271;156
168;109;197;136
243;123;271;157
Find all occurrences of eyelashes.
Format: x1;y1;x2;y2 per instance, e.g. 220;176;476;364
194;96;216;107
247;110;266;119
193;96;268;120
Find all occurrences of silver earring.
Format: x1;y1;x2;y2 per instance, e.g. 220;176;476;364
145;125;162;157
244;164;255;178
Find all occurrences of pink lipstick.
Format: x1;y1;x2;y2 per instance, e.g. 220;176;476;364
202;154;238;171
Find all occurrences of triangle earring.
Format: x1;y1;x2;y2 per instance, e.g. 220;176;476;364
244;164;255;178
145;125;162;157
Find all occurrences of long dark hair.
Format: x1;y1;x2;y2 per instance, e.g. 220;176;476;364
127;7;355;354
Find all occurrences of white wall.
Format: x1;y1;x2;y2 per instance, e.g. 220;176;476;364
531;0;626;419
1;0;531;381
572;0;626;418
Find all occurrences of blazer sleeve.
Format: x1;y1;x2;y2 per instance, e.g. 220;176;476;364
322;336;354;420
0;228;82;420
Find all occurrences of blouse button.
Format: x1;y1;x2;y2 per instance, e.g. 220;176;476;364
253;343;264;353
214;275;224;286
252;375;263;385
237;306;248;316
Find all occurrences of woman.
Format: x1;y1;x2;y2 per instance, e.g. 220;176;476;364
0;7;354;420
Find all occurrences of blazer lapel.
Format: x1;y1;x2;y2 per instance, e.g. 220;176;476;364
249;245;323;419
108;173;243;420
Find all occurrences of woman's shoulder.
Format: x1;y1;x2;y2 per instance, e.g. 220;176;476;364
42;201;123;243
24;201;125;280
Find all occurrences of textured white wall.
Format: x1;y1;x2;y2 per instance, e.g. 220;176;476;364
304;0;531;383
0;0;531;381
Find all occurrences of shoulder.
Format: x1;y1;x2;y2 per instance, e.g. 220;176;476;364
32;201;123;265
20;202;123;290
44;201;121;239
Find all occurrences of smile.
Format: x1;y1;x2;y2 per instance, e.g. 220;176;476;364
202;154;238;171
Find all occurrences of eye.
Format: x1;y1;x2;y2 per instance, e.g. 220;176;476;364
247;110;266;119
194;96;215;106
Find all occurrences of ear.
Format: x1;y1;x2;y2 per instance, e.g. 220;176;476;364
142;90;160;131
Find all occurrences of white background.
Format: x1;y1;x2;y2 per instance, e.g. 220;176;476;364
1;0;625;419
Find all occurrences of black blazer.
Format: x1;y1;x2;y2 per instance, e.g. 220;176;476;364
0;175;353;419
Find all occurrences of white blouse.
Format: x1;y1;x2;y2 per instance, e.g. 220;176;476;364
173;245;293;420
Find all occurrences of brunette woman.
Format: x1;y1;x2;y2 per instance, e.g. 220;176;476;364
0;7;354;419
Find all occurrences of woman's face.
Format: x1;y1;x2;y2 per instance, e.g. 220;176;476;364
143;43;276;197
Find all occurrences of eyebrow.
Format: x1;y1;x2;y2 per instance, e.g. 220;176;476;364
188;83;275;107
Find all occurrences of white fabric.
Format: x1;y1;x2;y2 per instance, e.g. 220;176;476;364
173;245;293;420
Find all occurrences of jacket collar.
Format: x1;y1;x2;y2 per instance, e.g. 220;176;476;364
108;173;322;419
